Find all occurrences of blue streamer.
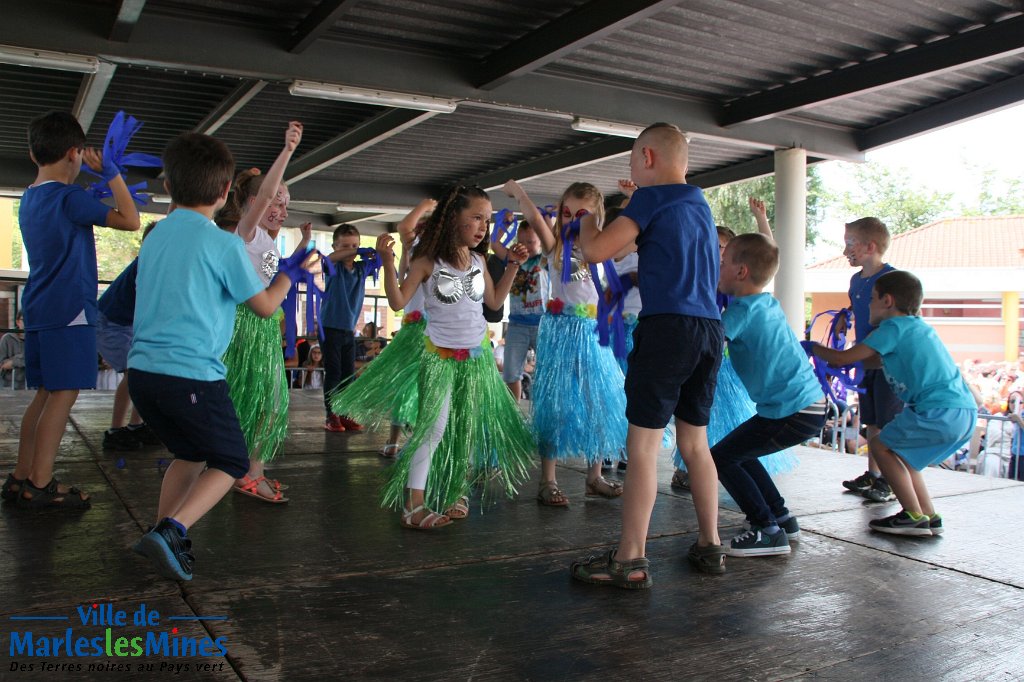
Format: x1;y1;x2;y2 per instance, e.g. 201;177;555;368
282;251;336;359
537;204;556;220
356;247;382;285
84;110;162;206
490;209;519;247
593;262;628;360
559;215;583;284
801;308;864;403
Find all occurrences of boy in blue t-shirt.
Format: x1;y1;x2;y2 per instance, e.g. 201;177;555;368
839;217;904;502
571;122;725;588
714;233;825;556
321;223;367;432
3;111;140;509
127;133;308;581
809;271;976;536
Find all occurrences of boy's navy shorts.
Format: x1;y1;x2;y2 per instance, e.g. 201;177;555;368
24;326;97;390
127;369;249;479
859;368;904;428
625;314;723;429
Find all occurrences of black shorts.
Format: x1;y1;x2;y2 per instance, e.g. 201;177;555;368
127;369;249;478
859;368;904;428
625;314;723;429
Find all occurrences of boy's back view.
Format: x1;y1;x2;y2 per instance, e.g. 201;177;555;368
3;111;139;508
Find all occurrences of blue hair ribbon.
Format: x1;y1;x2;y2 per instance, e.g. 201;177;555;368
801;308;864;403
490;208;519;247
356;247;382;285
281;250;336;359
84;110;162;206
537;204;556;220
559;215;583;284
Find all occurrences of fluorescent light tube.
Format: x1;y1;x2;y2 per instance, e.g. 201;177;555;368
571;117;645;138
0;44;99;74
290;81;457;114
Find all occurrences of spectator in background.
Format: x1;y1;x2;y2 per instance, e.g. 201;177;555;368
0;311;25;389
302;344;324;390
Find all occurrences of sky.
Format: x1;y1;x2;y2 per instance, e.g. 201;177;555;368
810;101;1024;259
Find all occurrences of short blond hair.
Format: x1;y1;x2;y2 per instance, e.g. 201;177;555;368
845;217;891;255
727;233;779;286
637;122;688;169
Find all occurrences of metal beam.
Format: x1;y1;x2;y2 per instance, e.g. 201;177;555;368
289;0;358;54
285;109;437;184
0;0;863;161
475;0;679;90
856;73;1024;151
720;15;1024;126
73;62;117;134
688;154;827;190
109;0;147;42
287;178;439;207
332;211;392;225
462;137;634;190
192;79;267;134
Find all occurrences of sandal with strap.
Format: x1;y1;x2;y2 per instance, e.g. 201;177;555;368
670;469;690;491
233;475;288;503
2;473;25;502
687;540;727;575
585;476;623;498
17;478;91;510
379;444;400;459
443;496;469;520
570;548;652;589
264;477;289;492
537;480;569;507
400;504;451;530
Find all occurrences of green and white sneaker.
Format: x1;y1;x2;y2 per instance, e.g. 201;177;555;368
728;527;791;556
868;510;932;537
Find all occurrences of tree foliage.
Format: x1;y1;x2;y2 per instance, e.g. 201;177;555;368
959;168;1024;216
704;166;825;244
828;162;953;235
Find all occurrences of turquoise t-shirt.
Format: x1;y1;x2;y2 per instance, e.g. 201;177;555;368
862;316;976;411
128;209;265;381
723;292;823;419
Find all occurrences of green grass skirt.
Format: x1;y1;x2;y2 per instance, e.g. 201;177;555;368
328;319;425;429
222;306;288;463
380;339;537;512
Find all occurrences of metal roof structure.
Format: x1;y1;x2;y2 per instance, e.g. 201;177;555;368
0;0;1022;230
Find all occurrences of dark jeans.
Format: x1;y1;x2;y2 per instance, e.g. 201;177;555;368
322;327;355;417
711;410;826;529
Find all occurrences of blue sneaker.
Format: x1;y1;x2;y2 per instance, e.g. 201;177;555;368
137;519;194;581
728;527;790;556
777;516;801;541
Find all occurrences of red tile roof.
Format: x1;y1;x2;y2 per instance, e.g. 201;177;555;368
811;216;1024;270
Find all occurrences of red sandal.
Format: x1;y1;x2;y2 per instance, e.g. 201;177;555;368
233;475;288;503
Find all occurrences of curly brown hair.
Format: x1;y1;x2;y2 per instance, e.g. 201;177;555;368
412;185;491;268
214;168;284;231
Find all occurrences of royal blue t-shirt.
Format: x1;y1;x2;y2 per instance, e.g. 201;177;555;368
620;184;719;320
862;316;976;412
849;264;895;342
19;182;110;331
98;258;139;326
321;261;366;331
723;293;823;419
129;209;264;381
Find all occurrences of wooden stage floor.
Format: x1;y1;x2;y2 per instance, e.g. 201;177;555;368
2;391;1022;681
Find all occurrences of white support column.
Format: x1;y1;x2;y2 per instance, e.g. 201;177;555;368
773;148;807;334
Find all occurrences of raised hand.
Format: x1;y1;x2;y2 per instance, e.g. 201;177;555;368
376;232;396;266
506;243;529;265
285;121;303;153
748;197;767;219
617;179;638;197
502;179;522;198
298;221;312;242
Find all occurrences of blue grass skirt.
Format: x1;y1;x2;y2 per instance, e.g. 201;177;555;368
329;316;426;429
673;351;799;475
381;338;536;512
532;310;627;464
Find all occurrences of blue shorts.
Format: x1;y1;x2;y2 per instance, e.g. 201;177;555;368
879;407;975;471
127;369;249;478
860;368;903;428
625;314;723;429
24;326;97;391
96;312;133;373
502;321;539;383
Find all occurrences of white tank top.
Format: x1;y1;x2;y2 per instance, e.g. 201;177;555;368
613;252;642;317
547;246;597;307
424;254;487;348
242;227;280;286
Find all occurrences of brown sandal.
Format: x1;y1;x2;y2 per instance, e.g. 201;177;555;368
443;496;469;520
537;481;569;507
401;504;451;529
585;477;623;498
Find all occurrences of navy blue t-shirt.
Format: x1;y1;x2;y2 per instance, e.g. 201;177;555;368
620;184;719;320
19;182;110;331
98;258;139;326
321;261;366;331
848;264;895;342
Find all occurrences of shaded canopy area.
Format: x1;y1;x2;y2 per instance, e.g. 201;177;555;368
0;0;1022;230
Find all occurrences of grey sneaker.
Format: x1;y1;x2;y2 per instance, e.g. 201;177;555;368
728;527;791;556
868;510;931;537
842;470;874;493
929;513;944;536
777;516;801;541
862;477;896;503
